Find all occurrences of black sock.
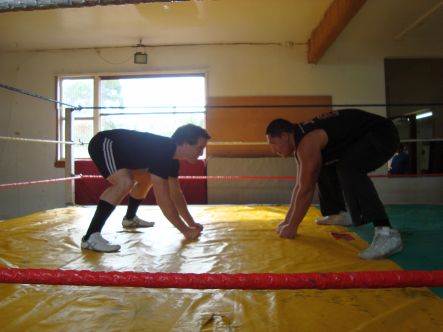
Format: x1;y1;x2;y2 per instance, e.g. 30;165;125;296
373;219;391;227
125;196;143;219
84;200;116;240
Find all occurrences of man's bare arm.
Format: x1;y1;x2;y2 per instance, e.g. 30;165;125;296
279;131;325;238
277;168;299;233
168;177;203;230
151;174;201;240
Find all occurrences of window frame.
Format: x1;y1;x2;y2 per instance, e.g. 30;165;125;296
55;71;208;166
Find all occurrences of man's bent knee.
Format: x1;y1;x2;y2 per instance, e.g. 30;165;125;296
131;169;151;185
107;169;136;192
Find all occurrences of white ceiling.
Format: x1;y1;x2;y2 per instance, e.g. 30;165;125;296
0;0;442;59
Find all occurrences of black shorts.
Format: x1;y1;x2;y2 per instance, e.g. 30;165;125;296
88;129;179;179
88;133;121;178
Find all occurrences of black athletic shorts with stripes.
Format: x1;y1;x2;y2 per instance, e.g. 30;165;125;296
88;133;121;178
88;129;179;179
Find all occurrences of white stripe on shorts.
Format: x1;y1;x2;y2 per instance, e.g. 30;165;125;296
103;138;117;175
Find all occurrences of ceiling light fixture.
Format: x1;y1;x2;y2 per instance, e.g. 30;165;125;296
416;111;433;120
134;39;148;64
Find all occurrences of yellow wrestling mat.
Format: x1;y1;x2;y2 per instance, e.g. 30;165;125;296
0;205;442;331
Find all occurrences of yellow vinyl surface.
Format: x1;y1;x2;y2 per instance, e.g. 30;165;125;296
0;205;442;331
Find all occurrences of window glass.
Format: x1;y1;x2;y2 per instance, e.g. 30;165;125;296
73;119;94;158
61;78;94;118
58;78;94;159
57;75;206;160
100;76;206;137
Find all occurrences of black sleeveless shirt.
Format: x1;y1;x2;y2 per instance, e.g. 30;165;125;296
294;109;390;164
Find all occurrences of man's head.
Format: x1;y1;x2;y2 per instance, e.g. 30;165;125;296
172;124;211;162
396;143;405;153
265;119;295;158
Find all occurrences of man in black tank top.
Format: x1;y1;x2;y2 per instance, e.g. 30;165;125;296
266;109;403;260
81;124;211;253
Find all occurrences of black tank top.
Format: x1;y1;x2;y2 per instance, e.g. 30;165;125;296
294;109;389;163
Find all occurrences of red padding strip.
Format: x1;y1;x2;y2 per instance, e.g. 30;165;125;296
1;268;443;290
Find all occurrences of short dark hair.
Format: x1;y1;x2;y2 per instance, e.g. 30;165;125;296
266;119;294;137
171;124;211;145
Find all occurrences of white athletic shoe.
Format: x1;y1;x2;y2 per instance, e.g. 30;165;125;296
122;215;155;228
81;232;121;253
316;211;352;226
359;227;403;260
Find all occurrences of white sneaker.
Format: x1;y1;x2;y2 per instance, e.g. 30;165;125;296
122;215;155;228
316;212;352;226
81;232;121;253
359;227;403;260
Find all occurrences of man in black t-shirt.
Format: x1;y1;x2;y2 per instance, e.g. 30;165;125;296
266;109;403;260
81;124;211;253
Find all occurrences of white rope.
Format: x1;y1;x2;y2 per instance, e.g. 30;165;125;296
0;136;269;146
1;136;442;147
0;136;83;145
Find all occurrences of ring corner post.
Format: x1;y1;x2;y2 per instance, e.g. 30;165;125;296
64;108;75;206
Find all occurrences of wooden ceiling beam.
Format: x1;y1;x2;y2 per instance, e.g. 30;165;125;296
308;0;367;64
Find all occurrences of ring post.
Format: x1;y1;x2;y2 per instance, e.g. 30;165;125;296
64;108;75;206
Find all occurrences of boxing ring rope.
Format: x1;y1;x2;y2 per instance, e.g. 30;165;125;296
4;172;443;189
2;83;443;111
1;268;442;290
0;175;296;189
0;176;81;189
1;136;443;146
0;136;82;145
0;83;80;110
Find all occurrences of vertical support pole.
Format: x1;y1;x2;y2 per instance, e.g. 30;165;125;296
409;115;418;174
93;76;100;133
65;108;75;206
430;106;443;173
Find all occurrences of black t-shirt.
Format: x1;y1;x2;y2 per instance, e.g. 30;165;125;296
97;129;179;179
294;109;389;163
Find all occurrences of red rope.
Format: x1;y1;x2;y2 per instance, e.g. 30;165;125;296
1;173;443;189
81;174;443;181
1;268;442;289
0;176;81;188
80;175;296;181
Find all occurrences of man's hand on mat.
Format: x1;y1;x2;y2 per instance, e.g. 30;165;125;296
188;222;203;231
276;221;289;233
278;224;297;239
183;226;202;240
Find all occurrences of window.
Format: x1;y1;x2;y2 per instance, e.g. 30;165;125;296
57;74;206;161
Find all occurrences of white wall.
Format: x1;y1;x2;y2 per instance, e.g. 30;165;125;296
0;37;441;218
